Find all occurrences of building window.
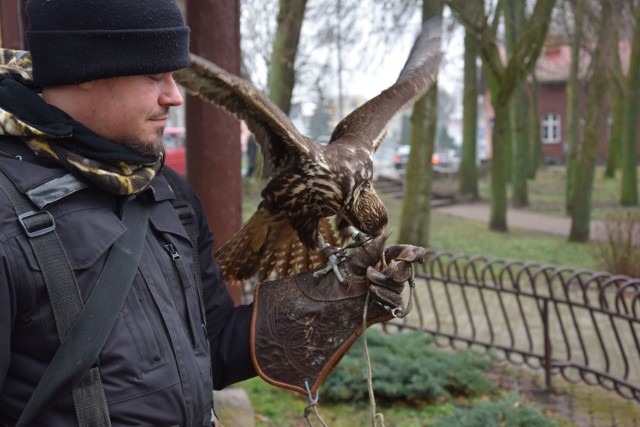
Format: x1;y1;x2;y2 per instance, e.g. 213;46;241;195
541;113;561;144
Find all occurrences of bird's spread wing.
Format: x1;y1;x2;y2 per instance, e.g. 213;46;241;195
177;21;442;284
173;54;317;178
214;208;339;283
175;54;341;283
328;17;443;154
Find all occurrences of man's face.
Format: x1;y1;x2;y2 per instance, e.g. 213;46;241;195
81;73;183;157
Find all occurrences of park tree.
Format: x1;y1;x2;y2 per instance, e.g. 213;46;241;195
618;0;640;206
505;0;530;207
242;0;423;112
267;0;308;115
458;0;481;200
575;0;639;207
563;0;586;214
242;0;423;176
526;75;543;180
447;0;555;231
605;27;624;181
397;0;444;247
569;0;614;241
597;0;640;205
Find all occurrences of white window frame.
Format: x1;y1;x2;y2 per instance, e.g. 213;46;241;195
541;112;561;144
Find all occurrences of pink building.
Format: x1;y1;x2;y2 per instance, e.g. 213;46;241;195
484;39;640;164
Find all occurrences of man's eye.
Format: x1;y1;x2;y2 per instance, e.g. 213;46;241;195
148;74;163;82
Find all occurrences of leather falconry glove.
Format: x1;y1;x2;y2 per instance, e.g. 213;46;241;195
250;231;427;396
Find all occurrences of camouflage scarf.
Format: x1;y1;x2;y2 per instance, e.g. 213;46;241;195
0;49;163;195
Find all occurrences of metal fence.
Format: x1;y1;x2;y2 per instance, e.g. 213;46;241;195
385;250;640;403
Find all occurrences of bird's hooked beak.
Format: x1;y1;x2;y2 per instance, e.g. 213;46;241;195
339;184;388;239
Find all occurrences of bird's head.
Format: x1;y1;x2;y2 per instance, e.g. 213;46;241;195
340;180;388;237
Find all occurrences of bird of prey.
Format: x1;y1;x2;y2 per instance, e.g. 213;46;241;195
173;19;442;283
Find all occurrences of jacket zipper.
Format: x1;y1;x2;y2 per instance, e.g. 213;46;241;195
163;242;199;348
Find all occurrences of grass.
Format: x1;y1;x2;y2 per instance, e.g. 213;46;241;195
477;165;640;220
234;376;576;427
235;376;476;427
380;191;598;272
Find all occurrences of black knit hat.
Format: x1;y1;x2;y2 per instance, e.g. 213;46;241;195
26;0;190;86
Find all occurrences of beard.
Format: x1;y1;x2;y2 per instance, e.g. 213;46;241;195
116;131;165;159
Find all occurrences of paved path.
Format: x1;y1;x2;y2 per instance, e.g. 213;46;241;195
435;202;607;241
373;173;610;241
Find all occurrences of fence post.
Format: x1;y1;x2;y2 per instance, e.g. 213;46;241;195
542;299;553;391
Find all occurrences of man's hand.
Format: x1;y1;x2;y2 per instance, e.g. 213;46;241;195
367;242;427;311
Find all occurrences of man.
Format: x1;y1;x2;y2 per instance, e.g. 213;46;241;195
0;1;421;426
0;1;254;425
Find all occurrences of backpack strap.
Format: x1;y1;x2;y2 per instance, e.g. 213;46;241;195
17;195;149;427
0;169;112;427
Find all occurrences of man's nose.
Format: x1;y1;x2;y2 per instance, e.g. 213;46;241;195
160;74;184;106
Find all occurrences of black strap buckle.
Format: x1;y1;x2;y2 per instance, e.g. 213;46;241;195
18;210;56;237
173;202;195;225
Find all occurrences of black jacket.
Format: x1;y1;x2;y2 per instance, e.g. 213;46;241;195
0;137;255;426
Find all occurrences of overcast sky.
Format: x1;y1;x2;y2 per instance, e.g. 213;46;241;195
240;2;466;120
347;22;465;101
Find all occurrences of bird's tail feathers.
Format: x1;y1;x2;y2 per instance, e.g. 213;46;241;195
215;210;338;284
214;209;271;283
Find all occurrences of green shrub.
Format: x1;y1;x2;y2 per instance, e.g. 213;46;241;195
430;392;558;427
321;330;496;405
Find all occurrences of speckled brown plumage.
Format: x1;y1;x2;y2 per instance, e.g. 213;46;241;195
174;20;442;282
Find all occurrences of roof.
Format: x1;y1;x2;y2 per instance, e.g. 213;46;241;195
535;39;632;83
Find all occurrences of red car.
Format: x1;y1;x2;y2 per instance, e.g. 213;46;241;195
163;127;186;175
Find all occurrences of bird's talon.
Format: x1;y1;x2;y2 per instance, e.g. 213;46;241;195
313;251;346;282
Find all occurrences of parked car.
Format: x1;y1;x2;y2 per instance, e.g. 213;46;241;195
393;145;411;170
393;145;460;173
431;151;460;173
163;127;186;175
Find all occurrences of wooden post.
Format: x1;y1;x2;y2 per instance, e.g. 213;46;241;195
186;0;243;304
0;0;27;49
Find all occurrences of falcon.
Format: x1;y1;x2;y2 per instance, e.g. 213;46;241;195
173;20;442;283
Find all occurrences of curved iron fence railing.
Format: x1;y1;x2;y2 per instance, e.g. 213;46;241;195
385;250;640;403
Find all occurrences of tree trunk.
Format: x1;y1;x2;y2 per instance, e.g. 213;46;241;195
506;0;529;207
267;0;307;115
449;0;555;231
569;1;612;242
620;3;640;206
0;0;28;49
258;0;307;178
527;78;542;180
489;95;510;232
397;0;443;247
605;26;624;180
564;0;583;215
458;1;480;200
186;0;242;303
398;89;438;246
511;85;529;207
606;81;623;179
